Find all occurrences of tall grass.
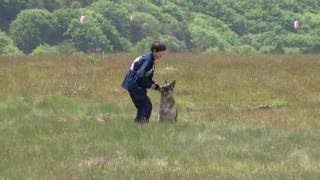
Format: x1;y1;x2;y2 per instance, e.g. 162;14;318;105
0;53;319;179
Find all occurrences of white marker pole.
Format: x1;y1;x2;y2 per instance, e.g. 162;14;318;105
293;20;299;29
80;15;85;24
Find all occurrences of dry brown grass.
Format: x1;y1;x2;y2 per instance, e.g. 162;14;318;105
1;53;319;126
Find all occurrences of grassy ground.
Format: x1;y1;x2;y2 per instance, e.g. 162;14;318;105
0;53;319;179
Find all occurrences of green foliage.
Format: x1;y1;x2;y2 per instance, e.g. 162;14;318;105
164;21;192;49
283;47;301;54
97;14;131;52
9;9;59;53
53;8;80;41
73;9;130;52
0;0;30;29
130;37;154;53
161;2;185;21
228;45;257;54
159;35;187;52
189;13;241;51
135;0;163;20
67;15;111;53
2;0;320;53
0;31;22;56
129;12;161;43
92;1;131;38
32;44;59;55
0;0;94;29
55;41;78;54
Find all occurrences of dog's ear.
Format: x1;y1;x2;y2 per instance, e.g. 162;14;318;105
170;80;175;89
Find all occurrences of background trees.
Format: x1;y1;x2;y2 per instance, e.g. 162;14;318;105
1;0;320;55
0;31;22;55
67;13;111;53
9;9;59;53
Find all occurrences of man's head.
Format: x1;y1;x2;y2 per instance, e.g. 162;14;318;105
150;42;167;60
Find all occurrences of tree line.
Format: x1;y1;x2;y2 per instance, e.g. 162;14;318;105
1;0;320;55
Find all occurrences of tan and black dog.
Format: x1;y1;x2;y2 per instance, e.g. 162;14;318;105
157;80;177;122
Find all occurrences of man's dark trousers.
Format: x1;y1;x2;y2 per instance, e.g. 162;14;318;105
128;84;152;123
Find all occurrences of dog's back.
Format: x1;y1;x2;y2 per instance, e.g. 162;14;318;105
158;81;177;122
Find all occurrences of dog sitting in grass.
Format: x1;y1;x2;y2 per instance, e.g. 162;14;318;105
157;80;177;122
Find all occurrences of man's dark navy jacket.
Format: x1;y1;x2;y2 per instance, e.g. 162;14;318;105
121;52;155;90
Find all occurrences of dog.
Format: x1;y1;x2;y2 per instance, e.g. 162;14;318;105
157;80;177;122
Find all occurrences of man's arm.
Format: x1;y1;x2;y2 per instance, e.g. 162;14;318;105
136;58;153;88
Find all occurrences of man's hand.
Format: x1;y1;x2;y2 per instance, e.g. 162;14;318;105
151;83;161;91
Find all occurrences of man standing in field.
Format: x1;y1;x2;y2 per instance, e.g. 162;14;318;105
122;42;167;124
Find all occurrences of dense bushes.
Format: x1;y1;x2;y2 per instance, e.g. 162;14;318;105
1;0;320;55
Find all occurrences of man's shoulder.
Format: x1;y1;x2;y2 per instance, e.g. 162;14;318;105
142;52;154;62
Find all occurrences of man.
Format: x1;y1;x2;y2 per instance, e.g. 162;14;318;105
122;42;167;124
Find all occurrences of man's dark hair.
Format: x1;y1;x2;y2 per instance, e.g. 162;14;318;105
150;42;166;52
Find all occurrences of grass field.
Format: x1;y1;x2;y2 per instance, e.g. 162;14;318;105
0;53;320;179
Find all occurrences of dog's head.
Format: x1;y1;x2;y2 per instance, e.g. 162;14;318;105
159;80;175;97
